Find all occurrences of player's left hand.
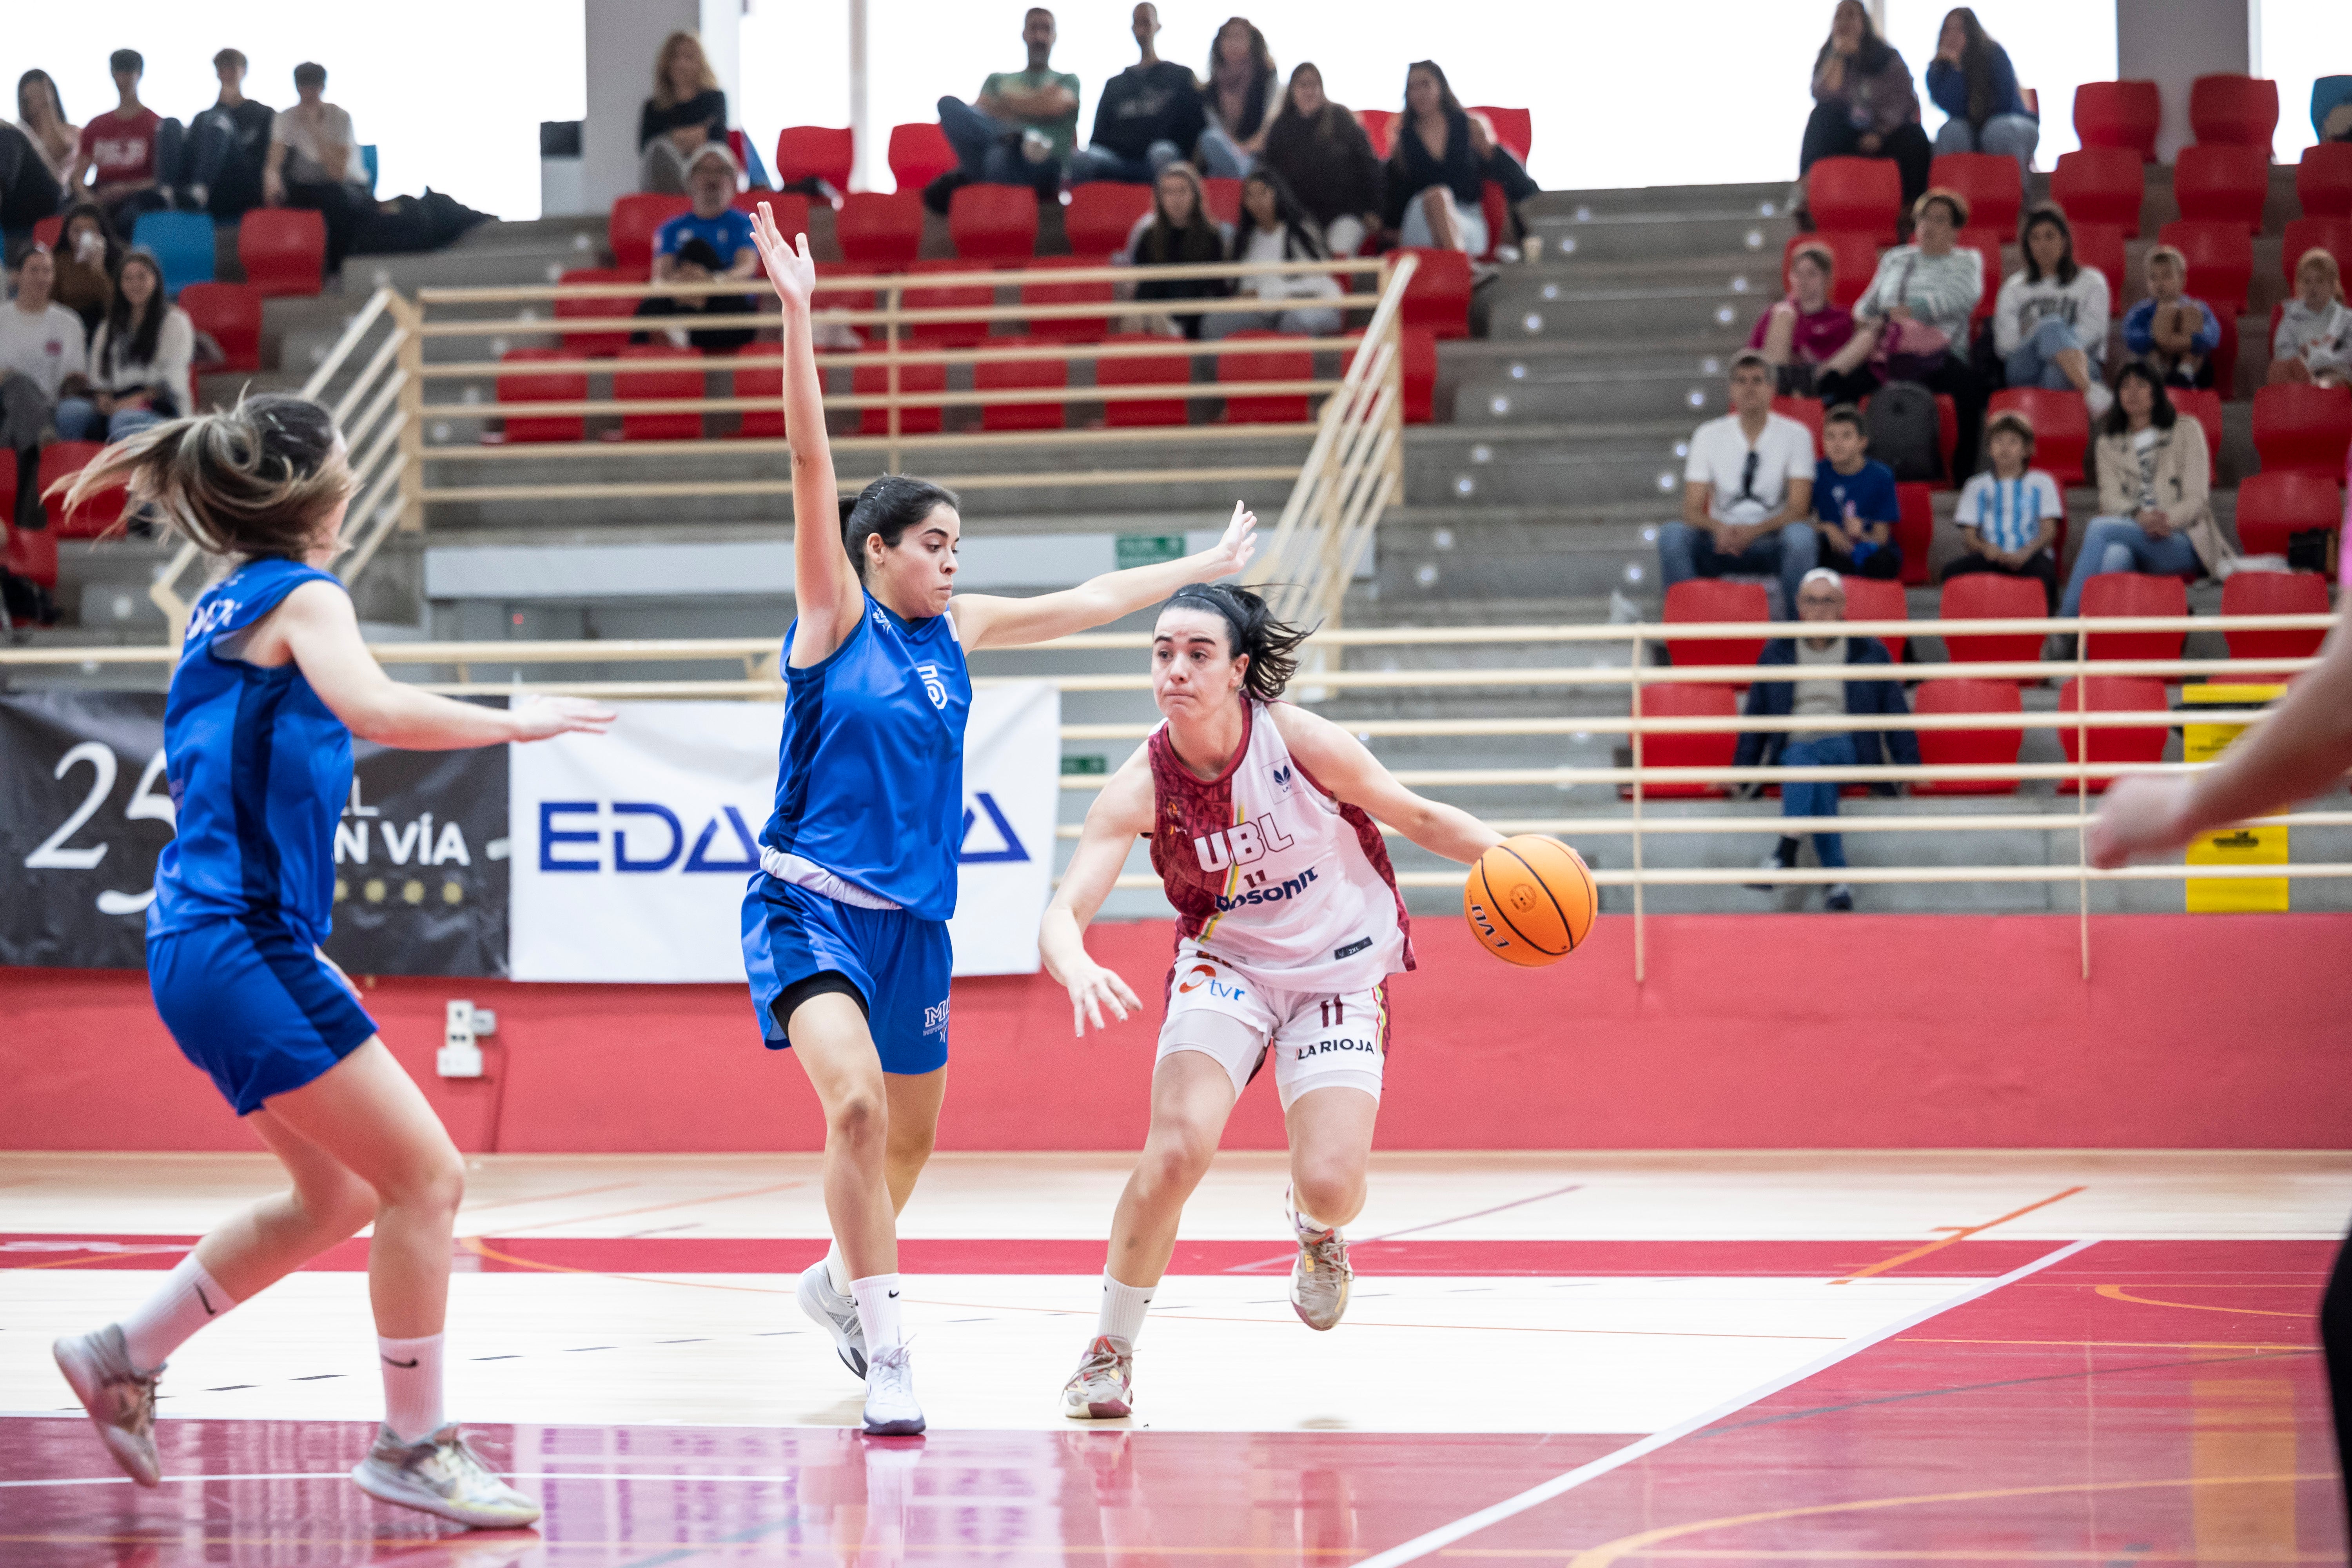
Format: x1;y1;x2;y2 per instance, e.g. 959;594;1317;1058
1064;959;1144;1038
2085;773;2193;868
510;695;619;741
1201;501;1258;581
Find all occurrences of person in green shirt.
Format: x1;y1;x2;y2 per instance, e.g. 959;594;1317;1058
933;7;1080;203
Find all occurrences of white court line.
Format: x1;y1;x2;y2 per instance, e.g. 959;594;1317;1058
1347;1237;2100;1568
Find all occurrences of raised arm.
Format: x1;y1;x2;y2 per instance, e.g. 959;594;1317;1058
749;203;862;664
1039;749;1157;1036
1269;703;1503;864
955;501;1260;651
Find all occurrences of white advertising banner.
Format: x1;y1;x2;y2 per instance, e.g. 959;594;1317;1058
508;684;1060;982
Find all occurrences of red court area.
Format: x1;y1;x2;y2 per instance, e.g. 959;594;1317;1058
3;1239;2338;1565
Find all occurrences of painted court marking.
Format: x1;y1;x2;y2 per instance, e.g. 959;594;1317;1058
1831;1186;2085;1283
1348;1237;2101;1568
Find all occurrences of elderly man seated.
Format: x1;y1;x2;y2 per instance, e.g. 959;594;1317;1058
1734;568;1919;911
633;142;761;352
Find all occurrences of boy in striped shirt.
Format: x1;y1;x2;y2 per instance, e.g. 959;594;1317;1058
1942;410;2062;610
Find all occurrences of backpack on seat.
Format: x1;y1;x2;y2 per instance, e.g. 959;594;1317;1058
1865;380;1944;483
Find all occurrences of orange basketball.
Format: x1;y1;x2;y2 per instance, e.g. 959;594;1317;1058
1463;835;1595;967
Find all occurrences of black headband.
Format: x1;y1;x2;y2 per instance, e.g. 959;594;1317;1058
1163;585;1248;655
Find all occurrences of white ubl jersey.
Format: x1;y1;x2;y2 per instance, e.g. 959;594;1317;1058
1146;700;1414;994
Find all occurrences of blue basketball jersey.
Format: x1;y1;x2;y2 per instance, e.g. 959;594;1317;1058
759;591;971;922
149;558;352;946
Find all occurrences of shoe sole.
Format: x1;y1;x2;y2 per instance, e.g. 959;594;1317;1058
862;1413;927;1436
350;1461;543;1530
1291;1252;1352;1332
52;1337;160;1488
1062;1396;1132;1420
796;1267;868;1381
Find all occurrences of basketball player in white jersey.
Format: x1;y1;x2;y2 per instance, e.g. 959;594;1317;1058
1039;583;1506;1418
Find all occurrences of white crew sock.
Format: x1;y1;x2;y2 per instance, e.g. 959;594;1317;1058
850;1274;904;1352
824;1241;853;1298
1294;1204;1335;1239
377;1332;447;1443
118;1254;237;1371
1096;1274;1154;1348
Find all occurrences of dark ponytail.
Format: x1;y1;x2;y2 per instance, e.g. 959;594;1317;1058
52;392;354;557
838;474;959;581
1161;583;1311;702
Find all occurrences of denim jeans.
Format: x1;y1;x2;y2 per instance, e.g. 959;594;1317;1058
56;399;167;443
1934;113;2039;181
2004;314;2099;390
181;107;264;216
1778;733;1856;870
2057;516;2203;617
1069;141;1180;185
936;96;1063;195
1196;123;1254;178
1656;520;1820;618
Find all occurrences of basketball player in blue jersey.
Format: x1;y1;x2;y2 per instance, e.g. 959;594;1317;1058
45;396;613;1527
742;206;1260;1435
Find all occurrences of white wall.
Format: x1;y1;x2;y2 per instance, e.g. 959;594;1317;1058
2259;0;2352;161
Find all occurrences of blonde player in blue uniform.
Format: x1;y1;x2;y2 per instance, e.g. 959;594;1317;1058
46;396;613;1527
740;206;1259;1434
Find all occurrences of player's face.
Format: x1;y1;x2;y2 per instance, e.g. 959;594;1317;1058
869;503;960;616
305;495;352;566
1152;609;1244;719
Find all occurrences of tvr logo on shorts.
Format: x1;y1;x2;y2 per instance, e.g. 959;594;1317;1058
924;999;950;1033
1176;960;1247;1000
1193;811;1297;873
915;662;948;708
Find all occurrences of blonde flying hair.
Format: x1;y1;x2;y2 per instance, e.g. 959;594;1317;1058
53;394;358;557
652;31;719;109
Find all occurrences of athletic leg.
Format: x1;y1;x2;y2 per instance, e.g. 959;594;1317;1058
1285;1085;1380;1233
882;1065;946;1216
1270;985;1389;1332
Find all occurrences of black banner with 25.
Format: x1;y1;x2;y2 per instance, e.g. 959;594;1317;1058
0;691;509;976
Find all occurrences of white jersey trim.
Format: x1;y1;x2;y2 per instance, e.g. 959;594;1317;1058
757;848;902;911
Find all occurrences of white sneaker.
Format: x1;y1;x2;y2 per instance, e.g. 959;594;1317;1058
1286;1191;1354;1332
2084;382;2114;420
797;1258;868;1380
53;1325;162;1487
862;1344;926;1436
1060;1335;1135;1419
351;1423;542;1529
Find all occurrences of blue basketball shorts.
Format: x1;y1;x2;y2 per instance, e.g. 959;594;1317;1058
147;916;380;1115
740;873;952;1075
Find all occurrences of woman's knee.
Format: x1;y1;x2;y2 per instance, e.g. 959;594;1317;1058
826;1085;889;1149
380;1142;465;1218
1136;1123;1220;1195
1291;1159;1365;1224
1933;119;1976;155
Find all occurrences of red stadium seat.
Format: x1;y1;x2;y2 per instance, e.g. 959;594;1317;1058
5;514;58;590
2080;572;2187;663
1065;183;1154;260
2212;311;2241;402
2233;470;2345;557
1663;579;1771;670
32;214;62;250
1096;332;1192;427
1931;153;2023;241
2281;218;2352;285
1956;227;2005;321
2252;384;2352;478
178;282;262;374
2073;80;2161;162
887;122;956;194
2222;569;2331;675
900;258;993;349
1216;330;1313;424
236;208;326;297
2171;387;2224;483
975;335;1066;432
1911;679;2025;794
1397;247;1472;340
1784;230;1881;311
1840;575;1909;661
730;190;810;238
553;267;641;357
835;191;925;269
1895;481;1934;586
1400;324;1436;424
1020;255;1114;342
1807;156;1902;243
1629;682;1737;799
40;442;122;536
2174;143;2269;234
1478;180;1509;263
2158;220;2253;316
811;262;876;345
774;126;854;193
2188;74;2279;151
1771;395;1824;458
608;194;689;277
730;356;785;438
2299;143;2352;221
1355;109;1395;158
1468;105;1532;163
1987;388;2089;487
2049;148;2145;236
949;183;1040;266
853;358;946;436
497;348;587;444
1938;572;2045;671
2070;222;2127;303
2057;676;2169;791
1201;177;1243;228
612;344;704;441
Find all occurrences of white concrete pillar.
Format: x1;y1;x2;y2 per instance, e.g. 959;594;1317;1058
583;0;699;213
2116;0;2252;161
849;0;871;192
699;0;744;129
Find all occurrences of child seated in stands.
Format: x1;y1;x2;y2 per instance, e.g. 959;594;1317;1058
1751;242;1853;397
2268;248;2352;388
1811;403;1902;579
1943;409;2062;609
2122;247;2221;391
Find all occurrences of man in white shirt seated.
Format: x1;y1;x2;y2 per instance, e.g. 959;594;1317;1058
1658;350;1820;617
263;61;370;274
0;244;89;530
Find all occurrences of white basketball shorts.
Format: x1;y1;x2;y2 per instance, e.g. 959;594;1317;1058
1156;945;1389;1110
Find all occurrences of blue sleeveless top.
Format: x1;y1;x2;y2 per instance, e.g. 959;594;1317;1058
149;559;352;946
759;591;971;922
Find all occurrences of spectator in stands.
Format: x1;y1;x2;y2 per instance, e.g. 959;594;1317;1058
1466;110;1540;260
633;143;759;352
0;243;86;529
1736;569;1919;913
15;71;80;183
1197;16;1277;179
1120;161;1230;339
1071;4;1203;186
1817;188;1986;475
1798;0;1931;219
1382;61;1485;256
1660;349;1820;616
2059;362;2224;619
1925;8;2037;182
639;31;728;196
1943;409;2061;608
55;249;190;442
1259;64;1384;257
64;50;179;234
1994;205;2111;416
1811;403;1901;580
934;9;1082;205
1752;241;1853;396
0;120;64;242
2122;245;2220;391
177;49;273;220
2268;249;2352;388
1207;169;1340;339
264;63;370;275
50;202;119;336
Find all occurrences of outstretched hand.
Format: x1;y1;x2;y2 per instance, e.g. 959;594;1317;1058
750;202;816;313
1201;501;1259;581
2085;774;2194;869
1064;957;1143;1038
510;695;619;742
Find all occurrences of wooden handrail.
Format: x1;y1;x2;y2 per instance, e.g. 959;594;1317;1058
414;258;1390;304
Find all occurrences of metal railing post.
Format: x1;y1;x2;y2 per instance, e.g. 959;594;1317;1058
393;294;424;534
885;281;903;475
2075;618;2091;979
1630;628;1646;984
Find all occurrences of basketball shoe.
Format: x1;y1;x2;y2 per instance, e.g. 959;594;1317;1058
1060;1335;1135;1419
797;1258;869;1379
1287;1190;1354;1330
862;1344;926;1435
351;1423;542;1528
53;1325;162;1486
